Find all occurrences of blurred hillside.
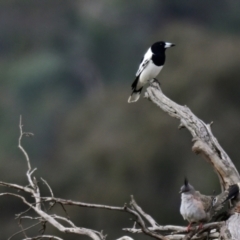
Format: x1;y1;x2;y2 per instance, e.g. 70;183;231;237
1;1;240;239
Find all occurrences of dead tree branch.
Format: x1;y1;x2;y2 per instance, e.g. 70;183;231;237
145;80;240;188
144;80;240;239
22;236;64;240
42;195;225;240
0;117;104;240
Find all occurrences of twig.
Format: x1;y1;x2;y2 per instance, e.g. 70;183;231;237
0;192;33;205
52;215;76;227
15;207;32;219
18;115;32;173
41;177;54;198
20;216;42;220
18;116;41;210
42;196;169;239
59;202;70;219
0;181;33;194
18;220;28;239
130;196;159;227
8;222;42;240
123;226;184;234
22;236;64;240
125;206;169;240
0;192;103;240
42;197;125;211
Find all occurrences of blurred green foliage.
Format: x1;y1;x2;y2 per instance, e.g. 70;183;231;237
1;1;240;239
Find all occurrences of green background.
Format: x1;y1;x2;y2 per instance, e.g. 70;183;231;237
1;1;240;239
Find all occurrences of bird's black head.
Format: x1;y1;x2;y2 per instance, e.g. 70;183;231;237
151;41;175;54
179;178;195;194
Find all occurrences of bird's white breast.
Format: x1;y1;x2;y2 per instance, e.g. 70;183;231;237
139;63;162;85
180;194;207;223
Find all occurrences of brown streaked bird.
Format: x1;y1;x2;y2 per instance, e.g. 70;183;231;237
179;178;240;231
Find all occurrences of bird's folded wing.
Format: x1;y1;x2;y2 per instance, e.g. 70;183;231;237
213;184;240;211
135;58;150;76
212;191;229;211
195;191;212;212
135;48;152;76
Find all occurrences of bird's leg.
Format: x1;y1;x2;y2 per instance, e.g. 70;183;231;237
186;222;192;232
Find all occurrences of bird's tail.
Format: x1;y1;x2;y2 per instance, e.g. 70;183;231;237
212;183;240;221
224;183;240;202
128;88;142;103
128;76;142;103
212;183;240;211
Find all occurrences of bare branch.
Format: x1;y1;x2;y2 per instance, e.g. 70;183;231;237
0;192;33;205
18;116;41;210
123;222;223;236
145;81;240;189
15;207;32;219
123;226;185;234
130;196;159;227
42;197;125;211
0;181;33;194
165;232;220;240
41;177;54;198
18;115;32;173
42;195;228;240
51;214;76;227
59;202;70;219
125;206;169;240
1;191;102;240
19;216;42;220
116;236;134;240
8;221;42;240
182;230;197;240
42;196;169;240
22;236;64;240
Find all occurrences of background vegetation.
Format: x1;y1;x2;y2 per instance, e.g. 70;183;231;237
1;1;240;239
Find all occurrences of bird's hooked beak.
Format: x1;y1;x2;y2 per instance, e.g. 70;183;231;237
165;42;175;48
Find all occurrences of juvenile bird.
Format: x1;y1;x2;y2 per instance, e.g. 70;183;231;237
179;178;240;231
128;41;175;103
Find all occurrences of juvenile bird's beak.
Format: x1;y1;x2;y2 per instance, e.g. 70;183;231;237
179;190;183;194
165;42;175;48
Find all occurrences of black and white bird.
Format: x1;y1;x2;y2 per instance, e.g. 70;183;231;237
179;178;240;231
128;41;175;103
